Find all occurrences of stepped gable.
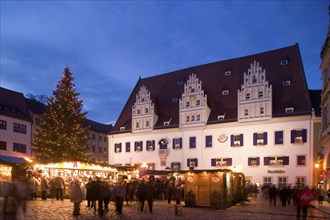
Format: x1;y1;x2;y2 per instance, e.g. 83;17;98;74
111;44;312;133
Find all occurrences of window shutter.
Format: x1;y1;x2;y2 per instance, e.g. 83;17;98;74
291;130;296;143
134;142;137;151
172;138;175;149
126;142;130;152
230;135;234;147
206;135;212;147
195;159;198;167
263;132;268;145
248;158;251;166
140;141;143;151
264;157;270;165
178;163;181;170
179;138;182;148
302;129;307;143
211;158;216;166
275;131;283;144
187;159;190;167
240;134;243;146
227;158;232;166
283;156;289;165
253;133;257;146
256;157;260;166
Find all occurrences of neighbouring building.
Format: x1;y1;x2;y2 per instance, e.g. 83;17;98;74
109;44;321;187
0;87;112;165
320;10;330;192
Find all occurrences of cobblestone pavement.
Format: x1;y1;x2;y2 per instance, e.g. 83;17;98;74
1;196;330;220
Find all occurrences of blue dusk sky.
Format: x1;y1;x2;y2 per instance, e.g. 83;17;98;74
1;1;329;125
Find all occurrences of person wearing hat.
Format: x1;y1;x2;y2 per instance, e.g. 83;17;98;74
70;179;83;216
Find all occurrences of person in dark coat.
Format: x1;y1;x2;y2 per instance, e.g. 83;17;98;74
166;179;175;204
145;177;155;213
90;176;104;216
279;187;288;206
136;178;146;211
85;177;93;207
103;181;111;211
268;185;277;206
112;181;126;214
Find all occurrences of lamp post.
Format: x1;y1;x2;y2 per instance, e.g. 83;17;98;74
315;163;320;189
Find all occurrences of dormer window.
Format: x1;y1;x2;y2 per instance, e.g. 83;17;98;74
225;71;232;76
120;126;125;131
283;80;291;86
281;59;289;65
217;113;225;121
137;109;141;115
285;107;294;113
222;90;229;95
145;108;149;114
172;97;178;102
177;81;183;86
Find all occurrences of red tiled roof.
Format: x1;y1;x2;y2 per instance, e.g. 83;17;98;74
111;44;313;134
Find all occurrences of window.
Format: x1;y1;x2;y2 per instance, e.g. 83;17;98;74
196;100;200;106
35;118;40;126
137;109;141;115
99;136;102;141
258;91;263;98
134;141;143;152
248;157;260;166
13;123;26;134
99;147;102;153
225;71;232;76
281;59;289;65
187;158;198;168
189;137;196;148
244;109;249;116
159;138;168;149
172;97;178;102
191;115;195;122
146;140;155;151
205;135;212;148
115;143;122;153
120;127;125;131
264;156;289;166
177;81;183;86
231;134;243;147
13;143;26;153
186;116;190;123
260;107;265;114
92;146;95;152
283;80;291;86
146;121;150;128
246;93;251;100
126;142;131;152
291;129;307;143
285;107;294;113
136;122;139;129
222;90;229;95
297;155;306;166
253;132;267;146
172;138;182;149
196;115;200;121
0;141;7;150
104;137;107;142
92;134;95;140
263;177;272;185
211;158;232;167
278;177;287;188
252;75;257;83
171;162;181;171
296;177;306;187
275;131;284;145
0;120;6;130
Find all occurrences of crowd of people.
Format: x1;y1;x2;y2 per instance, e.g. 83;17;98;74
0;171;186;218
261;184;319;220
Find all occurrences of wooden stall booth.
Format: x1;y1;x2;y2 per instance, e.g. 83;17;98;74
183;169;245;207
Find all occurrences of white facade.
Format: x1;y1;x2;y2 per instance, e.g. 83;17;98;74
0;115;32;159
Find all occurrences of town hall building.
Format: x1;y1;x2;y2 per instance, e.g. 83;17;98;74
109;44;321;187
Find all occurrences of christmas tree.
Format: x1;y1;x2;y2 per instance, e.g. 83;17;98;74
32;67;91;163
